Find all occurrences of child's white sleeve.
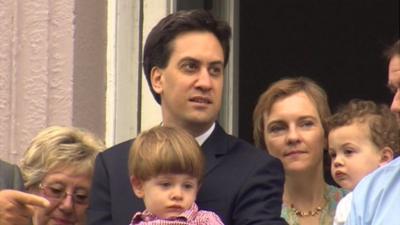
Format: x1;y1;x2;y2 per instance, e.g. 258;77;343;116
333;192;353;225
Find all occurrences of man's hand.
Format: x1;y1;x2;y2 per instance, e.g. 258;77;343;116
0;190;50;225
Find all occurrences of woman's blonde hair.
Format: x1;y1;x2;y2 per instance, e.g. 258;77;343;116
128;126;204;183
20;126;105;189
253;77;331;150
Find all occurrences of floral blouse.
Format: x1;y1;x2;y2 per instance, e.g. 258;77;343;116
281;185;347;225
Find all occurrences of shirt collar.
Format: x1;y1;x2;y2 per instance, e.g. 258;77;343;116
195;123;215;146
131;204;198;223
158;122;215;146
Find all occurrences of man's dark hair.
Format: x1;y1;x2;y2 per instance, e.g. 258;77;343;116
384;39;400;62
143;9;231;104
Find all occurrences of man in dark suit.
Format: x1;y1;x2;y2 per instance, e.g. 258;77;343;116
87;9;286;225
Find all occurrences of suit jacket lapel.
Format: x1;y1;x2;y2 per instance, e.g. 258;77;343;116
201;123;229;175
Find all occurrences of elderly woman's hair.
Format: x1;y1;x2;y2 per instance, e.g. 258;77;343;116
253;77;331;150
128;126;204;183
20;126;105;189
327;99;400;157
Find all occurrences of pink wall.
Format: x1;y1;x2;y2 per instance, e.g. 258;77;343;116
0;0;106;164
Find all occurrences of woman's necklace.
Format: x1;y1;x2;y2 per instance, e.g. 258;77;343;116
288;187;328;217
290;204;323;217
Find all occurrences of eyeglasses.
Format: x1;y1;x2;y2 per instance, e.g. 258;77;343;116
39;183;89;205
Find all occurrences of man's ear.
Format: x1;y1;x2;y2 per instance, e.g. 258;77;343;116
151;67;163;94
130;176;144;198
379;147;394;167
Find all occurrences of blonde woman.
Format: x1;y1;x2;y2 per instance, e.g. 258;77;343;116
20;126;105;225
253;77;346;225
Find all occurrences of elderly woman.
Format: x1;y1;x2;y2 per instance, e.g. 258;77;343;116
253;77;346;225
20;126;105;225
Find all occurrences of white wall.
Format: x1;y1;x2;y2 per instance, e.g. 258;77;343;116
106;0;174;146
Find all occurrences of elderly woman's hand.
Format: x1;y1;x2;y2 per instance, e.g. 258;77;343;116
0;190;49;225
